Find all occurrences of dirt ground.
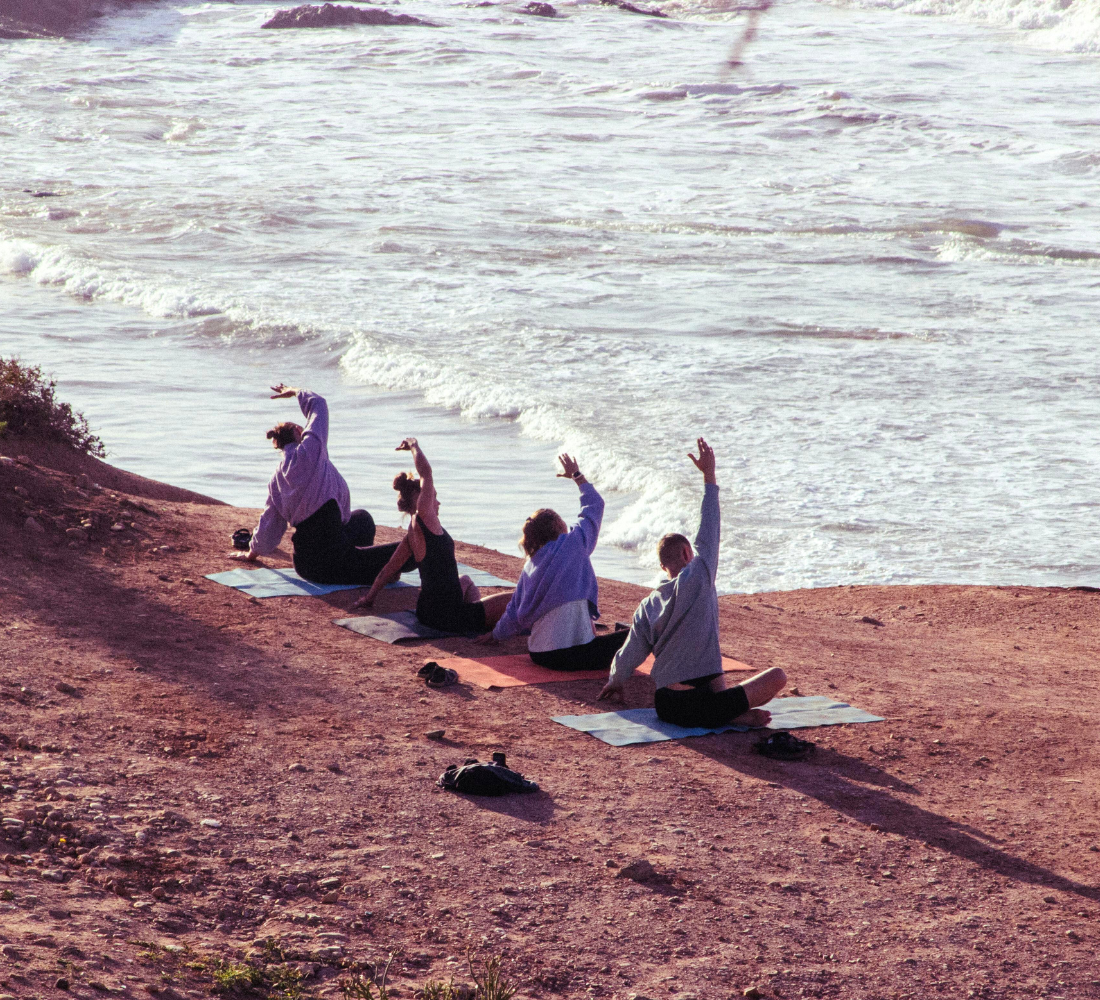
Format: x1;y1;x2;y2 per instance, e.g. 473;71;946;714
0;438;1098;1000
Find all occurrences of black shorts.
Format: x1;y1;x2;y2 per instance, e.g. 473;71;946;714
654;676;749;729
528;630;629;672
416;597;488;636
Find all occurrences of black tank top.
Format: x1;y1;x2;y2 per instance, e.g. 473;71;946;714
414;515;463;602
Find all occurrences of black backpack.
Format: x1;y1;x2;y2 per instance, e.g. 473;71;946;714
437;753;539;796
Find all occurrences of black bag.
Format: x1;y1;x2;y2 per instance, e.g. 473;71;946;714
437;753;539;796
231;527;253;551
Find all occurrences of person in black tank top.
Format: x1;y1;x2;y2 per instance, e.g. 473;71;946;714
353;439;514;634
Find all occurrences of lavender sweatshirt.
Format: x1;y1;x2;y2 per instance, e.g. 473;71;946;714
249;391;352;557
492;482;604;641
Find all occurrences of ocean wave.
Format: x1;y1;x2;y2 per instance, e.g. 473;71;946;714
0;231;222;318
815;0;1100;53
339;335;705;574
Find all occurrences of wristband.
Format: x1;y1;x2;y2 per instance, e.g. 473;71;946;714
571;470;583;480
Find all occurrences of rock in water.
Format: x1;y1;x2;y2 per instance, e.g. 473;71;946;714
600;0;666;15
523;1;557;14
262;3;437;27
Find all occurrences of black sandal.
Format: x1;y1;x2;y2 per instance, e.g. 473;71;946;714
754;731;816;760
425;666;459;689
417;662;439;679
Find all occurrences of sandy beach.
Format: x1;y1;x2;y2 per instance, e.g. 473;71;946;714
1;440;1098;999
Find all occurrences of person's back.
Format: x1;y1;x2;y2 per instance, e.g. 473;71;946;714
486;455;628;671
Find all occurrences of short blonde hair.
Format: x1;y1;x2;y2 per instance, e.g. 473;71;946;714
657;533;691;569
520;509;568;557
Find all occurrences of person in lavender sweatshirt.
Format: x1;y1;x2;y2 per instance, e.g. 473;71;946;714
476;454;628;671
226;384;400;586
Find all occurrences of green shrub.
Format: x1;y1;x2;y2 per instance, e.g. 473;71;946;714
0;356;104;456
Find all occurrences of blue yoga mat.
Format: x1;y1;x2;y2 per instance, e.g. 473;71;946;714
552;695;884;747
206;563;513;599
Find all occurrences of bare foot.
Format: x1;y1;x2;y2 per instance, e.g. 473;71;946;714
733;708;771;728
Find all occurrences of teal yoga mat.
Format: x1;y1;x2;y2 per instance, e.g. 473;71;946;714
206;563;513;599
552;695;884;747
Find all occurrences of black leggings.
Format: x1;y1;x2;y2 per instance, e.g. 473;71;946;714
292;499;399;586
654;675;750;728
529;630;629;672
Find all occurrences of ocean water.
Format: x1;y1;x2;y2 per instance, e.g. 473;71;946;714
2;0;1099;592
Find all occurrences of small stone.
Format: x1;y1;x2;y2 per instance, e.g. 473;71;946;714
24;516;45;534
820;834;830;844
742;989;762;1000
322;891;340;904
319;876;341;889
869;824;882;832
199;818;222;829
326;762;342;773
48;907;71;919
605;858;619;868
1066;929;1081;941
54;681;81;697
425;729;445;740
151;886;168;900
288;762;308;773
65;527;88;542
1044;895;1057;904
56;979;71;991
110;522;126;531
790;686;801;696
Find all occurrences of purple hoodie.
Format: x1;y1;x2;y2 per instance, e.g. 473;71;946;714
492;483;604;641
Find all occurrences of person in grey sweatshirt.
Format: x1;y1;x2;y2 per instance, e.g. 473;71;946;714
598;438;786;728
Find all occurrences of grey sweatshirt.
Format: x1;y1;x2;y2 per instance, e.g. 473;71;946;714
609;483;722;690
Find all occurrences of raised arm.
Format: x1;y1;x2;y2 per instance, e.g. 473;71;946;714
397;437;440;533
688;437;720;584
557;453;603;554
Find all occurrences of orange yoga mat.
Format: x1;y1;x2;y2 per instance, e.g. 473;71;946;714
436;653;754;690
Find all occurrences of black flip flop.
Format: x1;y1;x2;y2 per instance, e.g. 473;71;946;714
425;666;459;689
417;662;439;679
754;731;816;761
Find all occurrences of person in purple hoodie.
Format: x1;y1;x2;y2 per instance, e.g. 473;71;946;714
477;454;628;671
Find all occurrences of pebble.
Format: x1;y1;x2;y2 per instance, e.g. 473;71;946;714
199;818;222;829
425;730;445;740
110;522;125;531
319;877;341;889
24;516;44;534
64;528;87;542
322;891;340;904
288;763;308;773
55;979;70;991
54;681;81;697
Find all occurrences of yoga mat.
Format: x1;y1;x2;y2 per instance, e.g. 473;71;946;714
333;611;466;643
206;563;513;599
439;653;753;690
552;695;884;747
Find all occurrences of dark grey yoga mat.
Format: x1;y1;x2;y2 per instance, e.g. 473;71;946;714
333;611;460;643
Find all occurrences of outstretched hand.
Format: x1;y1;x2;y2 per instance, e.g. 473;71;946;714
227;550;259;563
395;437;418;452
556;453;581;480
597;679;625;703
688;437;716;483
471;631;497;646
270;383;298;399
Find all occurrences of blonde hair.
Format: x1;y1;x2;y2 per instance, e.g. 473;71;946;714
393;472;422;515
657;533;691;569
520;509;568;557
